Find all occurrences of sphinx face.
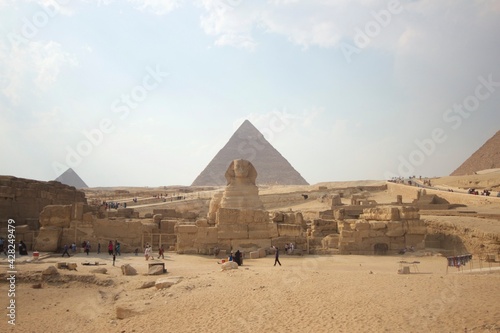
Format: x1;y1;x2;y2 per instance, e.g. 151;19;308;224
233;160;249;178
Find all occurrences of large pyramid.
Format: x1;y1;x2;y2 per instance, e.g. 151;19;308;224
451;130;500;176
192;120;309;186
55;168;89;189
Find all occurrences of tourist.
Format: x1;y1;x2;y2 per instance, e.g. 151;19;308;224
158;245;164;259
115;241;121;256
134;248;139;256
19;241;28;255
145;243;152;260
71;242;76;253
228;252;233;262
108;240;113;255
97;242;101;254
284;243;289;254
234;250;242;266
85;241;91;255
62;244;71;257
274;246;281;266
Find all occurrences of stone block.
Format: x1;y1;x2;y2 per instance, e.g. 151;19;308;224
195;227;219;244
67;262;78;270
398;206;420;219
277;224;302;237
221;261;239;271
35;227;62;252
176;224;198;234
354;220;370;230
196;219;209;227
369;221;387;230
333;208;345;220
117;208;134;218
249;251;260;259
258;248;267;258
216;208;241;224
322;234;339;249
82;212;94;224
148;263;166;275
386;221;405;237
218;224;249;240
249;223;278;238
232;239;271;252
405;220;427;235
39;205;72;228
362;207;400;221
121;264;137;276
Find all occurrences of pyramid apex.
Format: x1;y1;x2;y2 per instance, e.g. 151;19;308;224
55;168;88;189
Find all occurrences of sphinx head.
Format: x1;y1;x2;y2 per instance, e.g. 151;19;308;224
225;159;257;185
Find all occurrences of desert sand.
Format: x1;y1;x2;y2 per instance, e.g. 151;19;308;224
1;250;499;333
1;178;500;333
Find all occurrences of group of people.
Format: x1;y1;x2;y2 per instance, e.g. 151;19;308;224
227;250;243;266
284;243;295;254
60;240;123;258
102;201;126;210
144;243;165;260
468;188;492;196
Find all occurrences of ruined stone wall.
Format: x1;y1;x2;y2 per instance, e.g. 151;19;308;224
0;176;87;227
35;203;165;252
336;206;427;255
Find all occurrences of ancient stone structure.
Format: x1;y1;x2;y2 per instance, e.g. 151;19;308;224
219;159;264;210
191;120;309;186
0;176;87;226
33;201;181;252
312;206;426;255
177;159;306;255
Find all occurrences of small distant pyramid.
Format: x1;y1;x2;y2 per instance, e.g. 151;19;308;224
55;168;88;189
451;130;500;176
192;120;309;186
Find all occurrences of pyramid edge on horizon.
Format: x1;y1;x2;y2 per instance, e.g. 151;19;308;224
55;168;89;189
450;130;500;176
191;120;309;186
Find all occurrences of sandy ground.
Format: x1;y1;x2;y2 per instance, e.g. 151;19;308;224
1;251;499;333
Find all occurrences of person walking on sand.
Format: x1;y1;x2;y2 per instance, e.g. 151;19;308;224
274;246;281;266
62;244;71;257
108;240;113;255
158;245;164;259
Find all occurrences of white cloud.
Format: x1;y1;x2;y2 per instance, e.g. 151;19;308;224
128;0;184;15
0;40;78;105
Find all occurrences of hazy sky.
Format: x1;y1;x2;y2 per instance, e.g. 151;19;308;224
1;0;499;187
